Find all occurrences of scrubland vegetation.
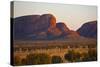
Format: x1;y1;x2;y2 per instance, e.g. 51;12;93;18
13;40;97;66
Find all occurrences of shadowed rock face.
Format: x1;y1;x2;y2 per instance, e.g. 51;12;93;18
77;21;97;38
13;14;97;40
13;14;57;39
67;30;80;38
47;27;62;38
56;22;70;36
56;22;79;38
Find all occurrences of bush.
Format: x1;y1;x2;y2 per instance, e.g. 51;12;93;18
88;48;97;61
13;55;21;65
64;50;81;62
26;53;51;65
82;48;97;61
21;58;27;65
51;56;63;63
64;50;73;62
73;52;81;62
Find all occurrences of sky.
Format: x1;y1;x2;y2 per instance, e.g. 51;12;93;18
13;1;97;30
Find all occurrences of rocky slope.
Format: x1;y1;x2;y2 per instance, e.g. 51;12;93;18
13;14;97;40
77;21;97;38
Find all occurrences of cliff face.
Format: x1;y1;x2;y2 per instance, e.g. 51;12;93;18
13;14;57;39
13;14;97;40
77;21;97;38
56;23;70;35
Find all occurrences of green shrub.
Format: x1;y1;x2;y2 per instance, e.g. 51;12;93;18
51;56;63;63
82;48;97;61
64;50;73;62
88;48;97;61
64;50;81;62
21;58;27;65
26;53;51;65
13;55;21;65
